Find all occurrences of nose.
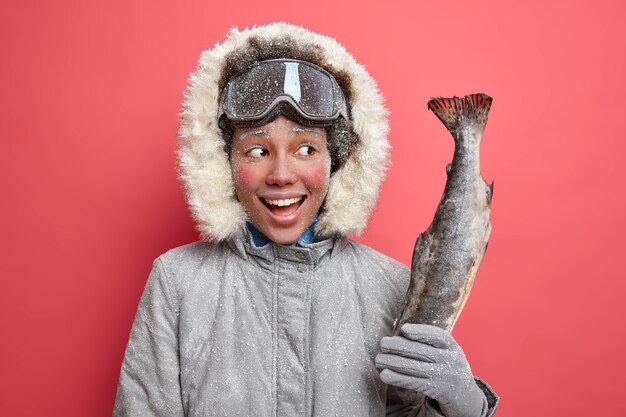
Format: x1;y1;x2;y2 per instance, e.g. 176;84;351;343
266;154;297;186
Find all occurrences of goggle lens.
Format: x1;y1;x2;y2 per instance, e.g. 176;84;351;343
220;59;348;125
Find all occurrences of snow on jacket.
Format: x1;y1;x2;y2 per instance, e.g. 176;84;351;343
115;227;438;416
114;23;498;416
113;228;498;416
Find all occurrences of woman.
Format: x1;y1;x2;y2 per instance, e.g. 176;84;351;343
114;23;498;417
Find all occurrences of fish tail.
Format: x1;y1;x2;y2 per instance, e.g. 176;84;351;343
427;93;492;132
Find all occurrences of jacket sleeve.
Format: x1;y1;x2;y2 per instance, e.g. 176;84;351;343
385;377;499;417
113;258;185;417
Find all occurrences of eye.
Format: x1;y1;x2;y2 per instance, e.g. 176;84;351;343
296;144;315;156
246;146;267;158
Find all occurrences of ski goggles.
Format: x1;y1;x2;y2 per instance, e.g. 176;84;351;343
219;58;350;127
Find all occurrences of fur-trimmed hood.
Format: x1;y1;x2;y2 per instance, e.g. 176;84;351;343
178;23;390;241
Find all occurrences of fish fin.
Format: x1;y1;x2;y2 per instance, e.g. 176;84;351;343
427;93;493;132
488;180;495;204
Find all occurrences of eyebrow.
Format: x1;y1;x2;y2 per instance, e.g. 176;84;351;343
292;126;323;136
236;129;269;140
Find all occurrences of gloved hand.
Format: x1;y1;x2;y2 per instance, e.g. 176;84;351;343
375;324;486;417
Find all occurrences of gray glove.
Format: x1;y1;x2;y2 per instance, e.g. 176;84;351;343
375;324;487;417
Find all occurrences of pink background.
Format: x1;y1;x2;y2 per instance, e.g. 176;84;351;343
1;0;625;416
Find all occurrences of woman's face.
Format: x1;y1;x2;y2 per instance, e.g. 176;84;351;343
230;115;331;244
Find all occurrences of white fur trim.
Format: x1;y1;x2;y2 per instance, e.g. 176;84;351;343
178;23;390;241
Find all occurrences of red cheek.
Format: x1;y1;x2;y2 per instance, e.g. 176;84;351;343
302;162;330;190
232;163;261;189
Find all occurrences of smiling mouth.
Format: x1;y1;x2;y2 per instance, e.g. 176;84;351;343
262;196;304;216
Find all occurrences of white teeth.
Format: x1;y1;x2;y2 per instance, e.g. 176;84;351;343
264;197;303;206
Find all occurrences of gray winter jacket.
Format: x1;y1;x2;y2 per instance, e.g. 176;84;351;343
114;227;497;416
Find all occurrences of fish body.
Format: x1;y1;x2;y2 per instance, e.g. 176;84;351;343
393;93;494;334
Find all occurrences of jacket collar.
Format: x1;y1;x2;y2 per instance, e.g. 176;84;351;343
227;225;347;270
